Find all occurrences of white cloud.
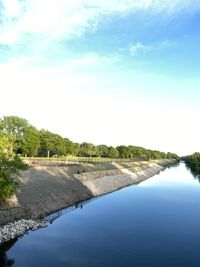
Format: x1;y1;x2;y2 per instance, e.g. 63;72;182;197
129;40;177;56
67;53;121;68
0;0;200;156
1;0;22;17
0;0;200;45
130;43;149;56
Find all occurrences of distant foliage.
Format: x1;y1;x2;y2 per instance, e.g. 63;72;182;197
0;115;179;160
185;153;200;176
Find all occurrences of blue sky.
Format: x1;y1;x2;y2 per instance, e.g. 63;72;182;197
1;0;200;155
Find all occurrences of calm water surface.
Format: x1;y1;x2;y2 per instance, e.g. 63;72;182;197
1;163;200;267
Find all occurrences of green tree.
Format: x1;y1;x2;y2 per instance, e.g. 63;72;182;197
97;145;109;157
0;116;40;156
116;145;134;159
0;134;11;155
52;133;66;156
79;142;98;157
73;143;81;156
65;138;75;155
0;153;28;200
18;126;40;156
185;152;200;176
166;152;179;160
0;133;28;200
107;147;119;158
38;130;54;157
39;130;66;157
0;116;28;152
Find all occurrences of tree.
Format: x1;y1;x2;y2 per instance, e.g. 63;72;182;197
97;145;109;157
51;133;66;156
18;126;40;156
185;153;200;176
38;130;66;157
65;138;75;155
0;135;11;155
107;147;119;158
166;152;179;160
116;145;129;158
0;116;29;153
73;143;81;156
38;130;54;157
0;140;28;201
0;116;40;156
79;142;98;157
0;115;179;161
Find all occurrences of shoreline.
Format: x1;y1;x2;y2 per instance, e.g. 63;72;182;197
0;159;177;245
0;220;47;245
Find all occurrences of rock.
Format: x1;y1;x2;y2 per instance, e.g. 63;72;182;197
0;219;47;245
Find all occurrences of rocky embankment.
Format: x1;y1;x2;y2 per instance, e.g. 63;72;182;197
0;159;176;245
0;220;47;245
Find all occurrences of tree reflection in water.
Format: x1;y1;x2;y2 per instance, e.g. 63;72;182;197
0;239;17;267
185;164;200;183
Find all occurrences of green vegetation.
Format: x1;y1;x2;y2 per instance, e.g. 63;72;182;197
185;153;200;176
0;121;28;201
0;153;28;200
0;116;179;160
0;116;40;156
0;115;179;200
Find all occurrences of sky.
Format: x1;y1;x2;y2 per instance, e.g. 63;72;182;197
0;0;200;156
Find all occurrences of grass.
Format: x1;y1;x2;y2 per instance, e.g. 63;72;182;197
21;156;142;164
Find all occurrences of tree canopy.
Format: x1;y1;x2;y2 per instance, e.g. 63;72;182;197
0;127;28;200
0;116;179;160
185;153;200;176
0;115;180;200
0;116;40;156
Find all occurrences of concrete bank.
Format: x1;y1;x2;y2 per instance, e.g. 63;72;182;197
0;159;176;226
0;159;176;244
81;160;173;196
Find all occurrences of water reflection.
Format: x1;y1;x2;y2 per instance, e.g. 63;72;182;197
0;199;93;265
0;240;17;267
46;199;90;224
2;163;200;267
185;165;200;183
140;162;200;187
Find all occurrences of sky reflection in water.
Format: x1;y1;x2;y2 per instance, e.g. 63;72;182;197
1;163;200;267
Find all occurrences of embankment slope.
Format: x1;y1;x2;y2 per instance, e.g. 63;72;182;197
0;159;176;226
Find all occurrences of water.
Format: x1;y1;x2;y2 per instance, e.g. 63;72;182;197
1;162;200;267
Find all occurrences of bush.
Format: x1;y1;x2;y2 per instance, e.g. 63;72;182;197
0;154;28;201
0;180;18;199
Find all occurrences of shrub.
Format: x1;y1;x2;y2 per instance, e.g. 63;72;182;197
0;154;28;201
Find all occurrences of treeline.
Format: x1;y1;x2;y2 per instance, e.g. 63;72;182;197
185;153;200;176
0;116;179;160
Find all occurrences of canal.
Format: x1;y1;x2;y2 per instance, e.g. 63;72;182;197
1;162;200;267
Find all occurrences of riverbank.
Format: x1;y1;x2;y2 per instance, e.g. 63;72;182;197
0;220;47;245
0;159;176;244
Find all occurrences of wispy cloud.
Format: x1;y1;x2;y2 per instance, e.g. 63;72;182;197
129;40;177;56
0;0;199;46
68;53;121;68
130;43;149;56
